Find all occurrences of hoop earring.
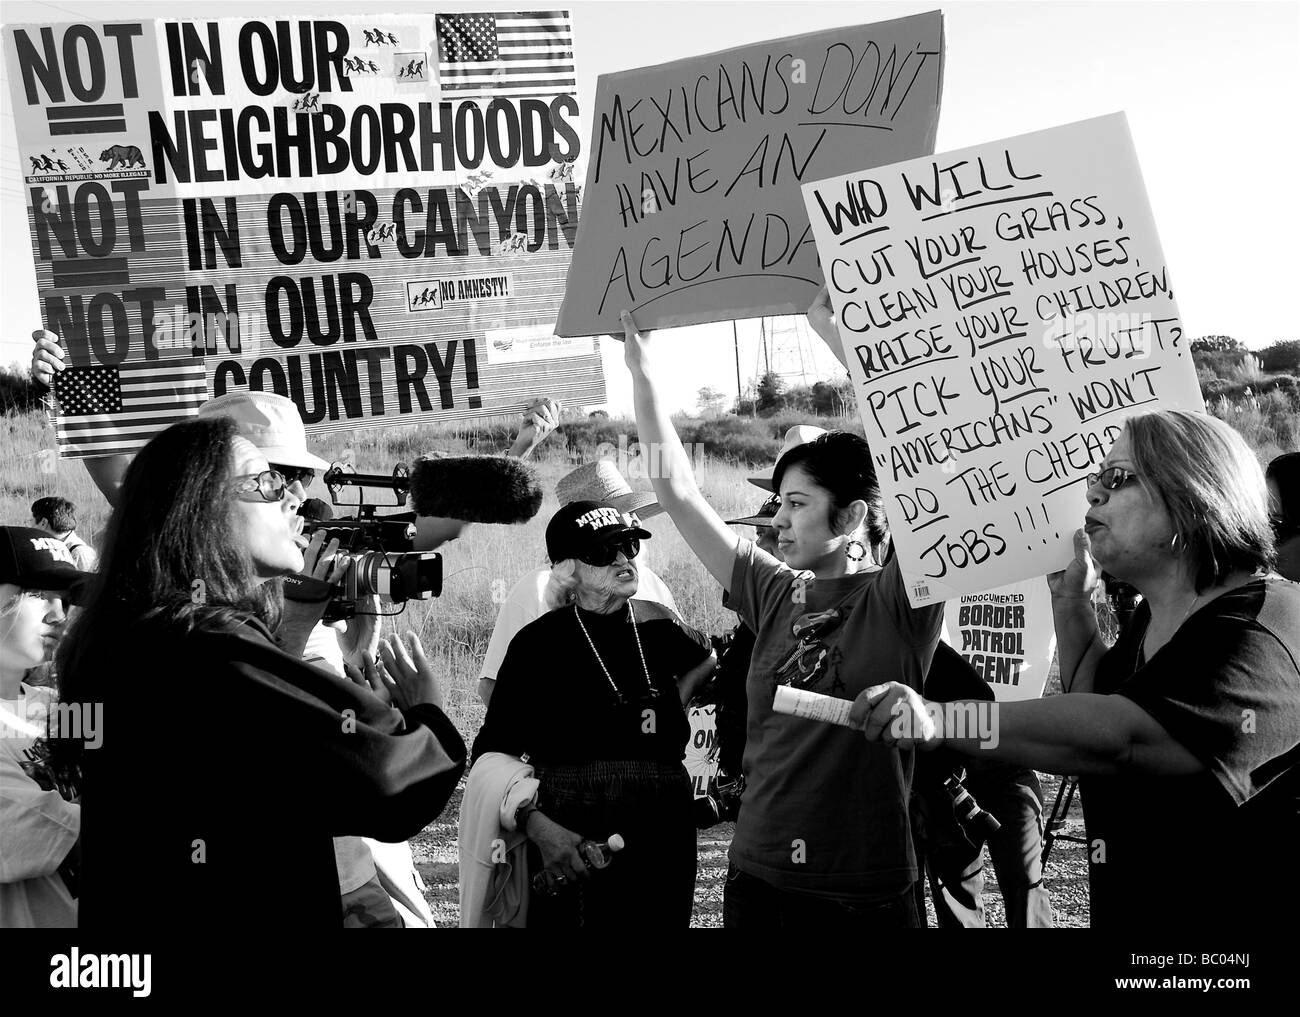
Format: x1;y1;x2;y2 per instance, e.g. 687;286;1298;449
845;538;867;562
1170;532;1186;555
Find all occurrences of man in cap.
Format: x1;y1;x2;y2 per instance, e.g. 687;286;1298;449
477;460;680;707
30;497;98;572
747;425;827;494
0;526;84;928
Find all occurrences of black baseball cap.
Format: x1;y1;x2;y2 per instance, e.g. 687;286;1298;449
0;526;84;590
546;500;652;564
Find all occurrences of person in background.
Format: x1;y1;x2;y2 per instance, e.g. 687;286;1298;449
707;494;784;802
477;460;678;708
30;497;97;572
859;410;1300;928
912;652;1054;929
0;527;83;928
747;426;828;494
1267;451;1300;581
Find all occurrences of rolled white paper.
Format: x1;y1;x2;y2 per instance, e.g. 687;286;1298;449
772;685;857;728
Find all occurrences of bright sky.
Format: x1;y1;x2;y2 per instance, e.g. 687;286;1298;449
1;0;1296;416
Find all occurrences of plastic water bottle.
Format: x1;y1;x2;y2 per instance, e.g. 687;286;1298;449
580;833;625;869
531;834;625;894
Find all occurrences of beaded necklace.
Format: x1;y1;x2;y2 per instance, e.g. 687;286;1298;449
572;601;658;704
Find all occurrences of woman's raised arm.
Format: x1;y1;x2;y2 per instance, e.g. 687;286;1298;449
619;310;740;593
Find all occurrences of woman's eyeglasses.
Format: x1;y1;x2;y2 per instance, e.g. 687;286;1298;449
578;537;641;568
232;470;289;503
1087;467;1141;491
272;466;316;487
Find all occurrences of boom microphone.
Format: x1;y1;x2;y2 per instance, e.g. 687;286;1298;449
409;456;543;524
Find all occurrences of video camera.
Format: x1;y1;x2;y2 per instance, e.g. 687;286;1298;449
284;461;441;622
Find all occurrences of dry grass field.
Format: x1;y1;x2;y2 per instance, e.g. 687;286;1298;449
1;408;1092;926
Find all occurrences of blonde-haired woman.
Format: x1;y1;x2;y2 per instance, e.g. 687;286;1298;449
860;410;1300;928
472;500;716;927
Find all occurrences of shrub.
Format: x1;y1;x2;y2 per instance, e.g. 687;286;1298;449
1192;348;1248;378
1268;375;1300;401
1260;339;1300;374
0;365;45;414
1190;335;1245;354
755;371;785;414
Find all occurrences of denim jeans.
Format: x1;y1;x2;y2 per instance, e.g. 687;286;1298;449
723;864;922;929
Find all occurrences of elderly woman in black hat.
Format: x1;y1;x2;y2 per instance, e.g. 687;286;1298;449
471;500;716;927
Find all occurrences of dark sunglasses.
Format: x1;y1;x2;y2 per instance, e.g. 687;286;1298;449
271;465;317;487
1087;466;1141;491
579;536;641;568
232;470;289;503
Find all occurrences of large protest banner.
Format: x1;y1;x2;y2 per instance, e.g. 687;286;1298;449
802;114;1204;606
555;11;944;337
942;577;1056;702
5;12;603;458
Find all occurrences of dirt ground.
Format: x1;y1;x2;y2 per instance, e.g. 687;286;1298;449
410;771;1090;928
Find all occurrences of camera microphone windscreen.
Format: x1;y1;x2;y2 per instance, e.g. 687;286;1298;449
410;456;543;524
299;498;334;522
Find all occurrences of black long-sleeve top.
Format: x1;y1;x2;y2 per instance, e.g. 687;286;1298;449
75;616;466;929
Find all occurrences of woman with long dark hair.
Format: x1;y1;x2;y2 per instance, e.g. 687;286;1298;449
56;417;466;929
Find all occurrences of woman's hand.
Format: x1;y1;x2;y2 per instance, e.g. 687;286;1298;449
376;630;443;711
336;594;382;672
806;286;849;371
277;531;344;659
850;682;941;750
350;654;395;709
509;396;562;459
611;309;652;373
525;812;590;886
1047;528;1100;603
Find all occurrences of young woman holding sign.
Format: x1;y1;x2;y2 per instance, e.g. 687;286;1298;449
618;307;943;929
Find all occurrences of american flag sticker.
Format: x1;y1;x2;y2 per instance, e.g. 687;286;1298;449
53;358;209;457
435;10;575;101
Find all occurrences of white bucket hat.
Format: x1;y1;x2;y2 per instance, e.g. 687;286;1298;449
749;425;828;492
555;460;662;518
197;391;330;471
